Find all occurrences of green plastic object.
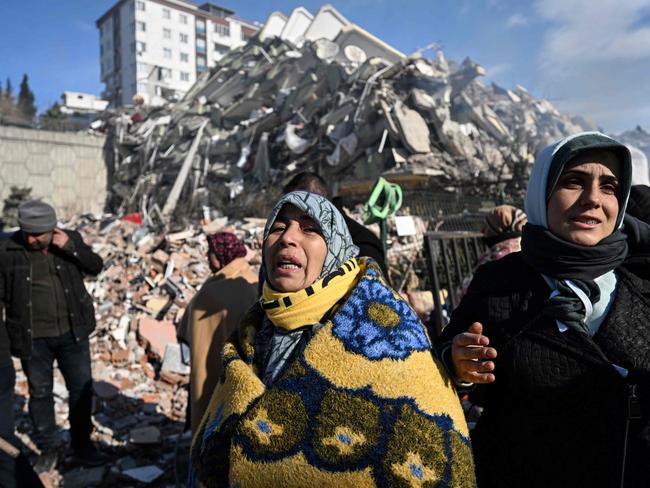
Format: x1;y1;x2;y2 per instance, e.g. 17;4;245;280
363;177;403;224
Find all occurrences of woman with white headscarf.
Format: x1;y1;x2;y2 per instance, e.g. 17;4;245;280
439;132;650;487
190;191;475;487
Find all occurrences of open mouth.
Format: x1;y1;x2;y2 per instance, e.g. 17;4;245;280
275;255;302;271
570;216;601;226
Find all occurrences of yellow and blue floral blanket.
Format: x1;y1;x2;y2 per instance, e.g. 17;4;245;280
190;259;475;487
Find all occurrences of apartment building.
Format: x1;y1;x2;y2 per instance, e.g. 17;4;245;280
96;0;259;107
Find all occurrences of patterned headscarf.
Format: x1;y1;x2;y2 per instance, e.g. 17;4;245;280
263;191;359;278
206;232;247;267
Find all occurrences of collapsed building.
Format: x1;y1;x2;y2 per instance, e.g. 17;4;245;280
96;4;593;226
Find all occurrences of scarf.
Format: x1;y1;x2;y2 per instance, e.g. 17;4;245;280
523;132;632;334
260;258;360;331
206;232;247;267
521;224;628;281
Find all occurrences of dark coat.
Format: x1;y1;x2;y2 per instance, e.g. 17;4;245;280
627;185;650;224
439;251;650;488
0;230;103;359
341;211;388;280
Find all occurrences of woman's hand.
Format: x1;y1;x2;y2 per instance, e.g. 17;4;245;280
451;322;497;384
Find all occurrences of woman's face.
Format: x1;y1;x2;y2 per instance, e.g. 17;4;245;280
264;204;328;292
547;150;621;246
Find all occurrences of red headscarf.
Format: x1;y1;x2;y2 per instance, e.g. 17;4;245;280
206;232;247;267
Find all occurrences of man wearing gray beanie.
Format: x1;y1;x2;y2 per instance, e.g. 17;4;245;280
0;200;104;475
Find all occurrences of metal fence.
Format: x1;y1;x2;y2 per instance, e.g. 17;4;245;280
423;231;487;338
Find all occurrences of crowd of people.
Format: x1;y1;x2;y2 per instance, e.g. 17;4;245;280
2;130;650;487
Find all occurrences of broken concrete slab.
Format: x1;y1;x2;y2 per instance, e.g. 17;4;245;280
93;380;119;401
122;465;164;484
129;426;162;445
161;343;191;376
393;101;431;154
62;466;105;488
137;317;177;359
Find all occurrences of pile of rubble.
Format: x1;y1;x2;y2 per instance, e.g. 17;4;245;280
96;4;592;224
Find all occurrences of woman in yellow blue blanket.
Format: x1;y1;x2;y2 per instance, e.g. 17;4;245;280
189;190;475;487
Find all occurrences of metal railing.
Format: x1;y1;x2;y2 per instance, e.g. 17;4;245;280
423;231;486;338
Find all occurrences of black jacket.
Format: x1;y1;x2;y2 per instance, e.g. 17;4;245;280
439;252;650;488
0;230;103;359
341;212;388;280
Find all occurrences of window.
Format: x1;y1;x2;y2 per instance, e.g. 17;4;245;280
136;1;145;11
163;28;171;39
196;19;206;33
241;31;252;42
180;71;190;82
197;55;206;68
214;42;230;59
163;47;172;59
162;8;170;19
180;52;189;62
136;41;146;53
137;62;148;73
179;14;188;24
214;23;230;37
159;68;171;80
179;33;188;43
196;37;206;54
137;21;146;32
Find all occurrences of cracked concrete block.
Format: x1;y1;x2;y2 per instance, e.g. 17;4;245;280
393;101;431;154
137;316;177;359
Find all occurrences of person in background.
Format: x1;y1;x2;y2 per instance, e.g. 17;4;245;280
189;191;474;487
477;204;527;266
460;205;528;298
440;132;650;487
0;200;104;473
0;320;43;488
283;172;389;280
177;232;258;434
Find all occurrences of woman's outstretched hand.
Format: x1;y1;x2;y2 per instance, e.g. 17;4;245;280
451;322;497;384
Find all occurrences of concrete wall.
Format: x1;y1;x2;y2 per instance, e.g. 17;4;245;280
0;126;107;219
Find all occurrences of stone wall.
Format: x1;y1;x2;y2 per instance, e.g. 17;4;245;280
0;126;107;219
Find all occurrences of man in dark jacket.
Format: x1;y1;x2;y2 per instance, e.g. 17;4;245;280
283;172;389;280
0;201;104;472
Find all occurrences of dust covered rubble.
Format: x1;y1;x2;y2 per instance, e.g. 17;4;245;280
94;5;593;225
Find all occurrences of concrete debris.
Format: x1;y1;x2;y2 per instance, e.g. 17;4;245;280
122;465;164;484
129;426;162;445
62;466;105;488
91;4;592;224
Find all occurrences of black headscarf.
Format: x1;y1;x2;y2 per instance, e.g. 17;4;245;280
521;132;632;333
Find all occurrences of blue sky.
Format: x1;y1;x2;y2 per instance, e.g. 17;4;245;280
1;0;650;132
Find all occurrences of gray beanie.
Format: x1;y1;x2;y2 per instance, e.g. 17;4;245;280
17;200;57;233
